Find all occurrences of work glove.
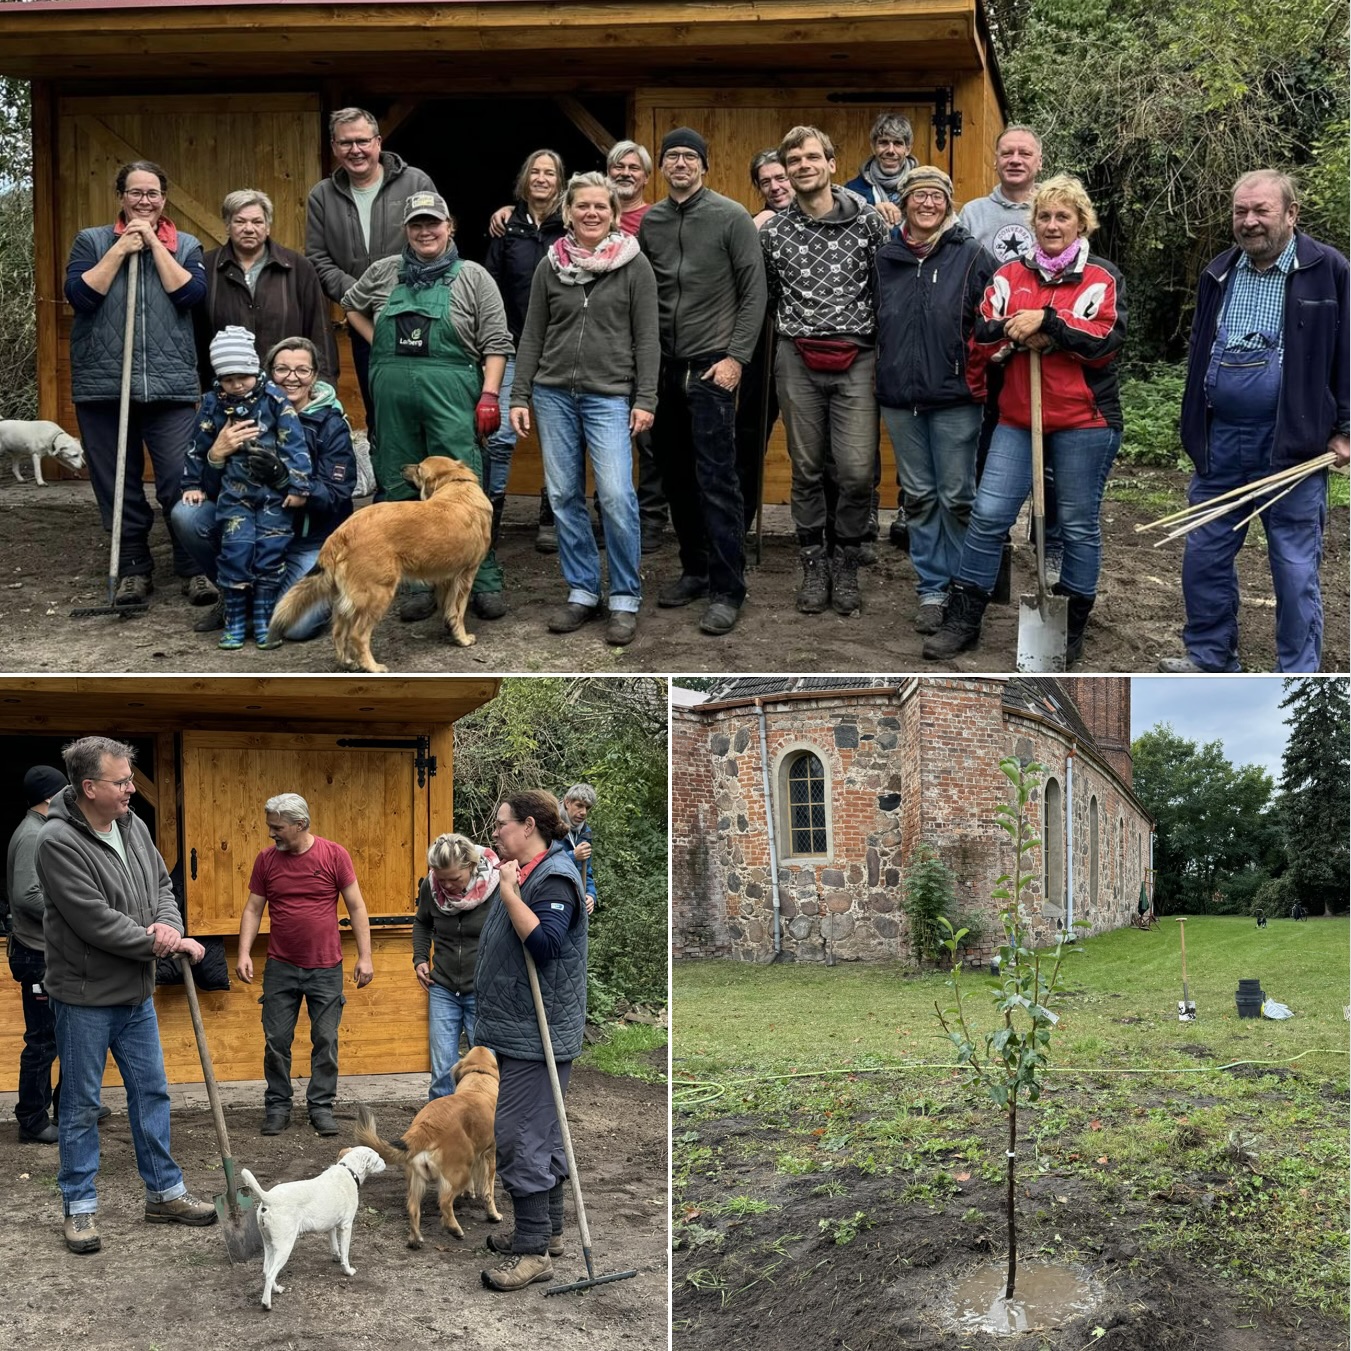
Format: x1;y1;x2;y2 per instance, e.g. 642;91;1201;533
244;450;292;492
474;391;501;439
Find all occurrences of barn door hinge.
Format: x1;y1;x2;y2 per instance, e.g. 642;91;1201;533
336;736;438;787
931;89;962;152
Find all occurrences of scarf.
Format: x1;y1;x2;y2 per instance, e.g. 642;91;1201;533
547;231;639;286
1033;236;1085;278
429;845;500;914
859;155;914;197
115;213;179;251
900;214;959;260
399;240;460;293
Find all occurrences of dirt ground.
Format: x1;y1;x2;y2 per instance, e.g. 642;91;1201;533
672;1103;1345;1351
1;1069;667;1351
2;471;1344;675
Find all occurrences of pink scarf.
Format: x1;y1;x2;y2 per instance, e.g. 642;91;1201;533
1034;236;1085;278
547;231;640;285
429;846;500;913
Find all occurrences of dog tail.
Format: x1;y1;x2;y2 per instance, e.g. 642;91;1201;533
354;1103;411;1172
239;1167;270;1203
268;570;336;642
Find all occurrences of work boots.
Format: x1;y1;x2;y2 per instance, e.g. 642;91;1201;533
922;582;991;660
218;588;250;651
830;545;864;617
795;545;831;614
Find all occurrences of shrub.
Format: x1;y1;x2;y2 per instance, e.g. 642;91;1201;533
1252;873;1295;918
902;844;957;966
1117;362;1188;468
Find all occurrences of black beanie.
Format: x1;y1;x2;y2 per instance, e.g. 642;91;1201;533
660;127;708;170
24;765;67;806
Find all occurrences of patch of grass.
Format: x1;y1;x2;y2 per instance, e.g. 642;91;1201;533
578;1020;666;1081
1103;470;1188;517
818;1210;871;1245
1330;473;1349;509
714;1195;778;1217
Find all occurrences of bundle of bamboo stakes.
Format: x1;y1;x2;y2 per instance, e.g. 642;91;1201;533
1136;452;1339;546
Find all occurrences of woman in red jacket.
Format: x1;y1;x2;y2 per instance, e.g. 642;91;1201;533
924;174;1126;666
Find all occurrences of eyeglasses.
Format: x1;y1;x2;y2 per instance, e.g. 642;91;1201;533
272;366;314;381
93;776;136;789
334;136;378;150
663;152;702;164
122;188;164;202
909;191;948;205
494;816;520;830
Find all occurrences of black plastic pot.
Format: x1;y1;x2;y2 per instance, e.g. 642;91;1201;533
1235;977;1265;1019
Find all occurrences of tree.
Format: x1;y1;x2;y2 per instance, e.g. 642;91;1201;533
1278;678;1350;915
901;844;957;966
1132;725;1279;913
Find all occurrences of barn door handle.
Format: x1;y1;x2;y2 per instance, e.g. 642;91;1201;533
190;847;198;881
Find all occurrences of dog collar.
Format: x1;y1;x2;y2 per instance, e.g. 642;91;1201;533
339;1160;363;1185
457;1067;494;1080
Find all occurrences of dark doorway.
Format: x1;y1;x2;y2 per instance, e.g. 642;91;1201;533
383;96;627;263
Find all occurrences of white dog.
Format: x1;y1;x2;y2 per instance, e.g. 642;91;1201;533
0;420;85;485
240;1144;386;1311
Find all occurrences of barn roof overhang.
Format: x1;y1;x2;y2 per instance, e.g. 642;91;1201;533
0;678;500;731
0;0;993;82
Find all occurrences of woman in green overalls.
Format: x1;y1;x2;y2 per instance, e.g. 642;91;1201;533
343;191;514;620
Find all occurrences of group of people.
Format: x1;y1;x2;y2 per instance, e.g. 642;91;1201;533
8;741;599;1292
64;104;1347;667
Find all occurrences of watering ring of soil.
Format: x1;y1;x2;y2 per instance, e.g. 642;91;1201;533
947;1259;1104;1335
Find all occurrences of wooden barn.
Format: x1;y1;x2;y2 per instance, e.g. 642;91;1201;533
0;675;499;1090
0;0;1008;503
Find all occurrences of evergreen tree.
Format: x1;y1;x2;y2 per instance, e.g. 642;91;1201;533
1278;678;1350;916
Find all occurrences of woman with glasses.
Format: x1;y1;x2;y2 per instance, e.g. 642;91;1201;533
64;160;208;608
873;166;995;637
171;335;356;641
473;790;587;1293
195;189;337;393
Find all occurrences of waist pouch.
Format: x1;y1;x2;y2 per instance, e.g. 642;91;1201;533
793;337;859;372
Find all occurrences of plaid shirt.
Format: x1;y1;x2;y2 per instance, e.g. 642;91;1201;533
1220;233;1298;353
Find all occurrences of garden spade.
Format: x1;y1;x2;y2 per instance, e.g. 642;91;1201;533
1015;351;1068;671
178;954;262;1261
1175;918;1197;1021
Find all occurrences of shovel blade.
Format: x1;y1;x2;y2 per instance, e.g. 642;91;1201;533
215;1188;263;1263
1016;592;1069;672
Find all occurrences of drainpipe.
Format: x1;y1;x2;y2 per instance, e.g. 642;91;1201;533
1149;829;1155;910
1065;747;1075;933
755;699;783;956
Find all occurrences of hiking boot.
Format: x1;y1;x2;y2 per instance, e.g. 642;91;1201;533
217;588;249;651
1157;655;1220;674
398;588;438;622
487;1230;565;1258
889;514;910;552
114;574;152;606
657;575;709;608
253;583;283;649
795;545;830;614
145;1193;217;1226
471;591;507;621
922;583;990;661
857;540;878;567
1056;586;1095;668
19;1122;59;1144
309;1108;340;1137
604;611;638;646
260;1109;291;1136
913;600;946;635
193;597;225;633
547;601;600;634
63;1213;101;1254
699;601;739;636
534;524;558;553
830;545;863;617
640;527;663;555
183;574;219;606
481;1252;554;1291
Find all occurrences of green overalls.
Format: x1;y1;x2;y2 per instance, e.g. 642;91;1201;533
369;262;503;594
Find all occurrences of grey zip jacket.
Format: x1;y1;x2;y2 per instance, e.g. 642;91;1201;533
306;152;438;304
36;788;182;1007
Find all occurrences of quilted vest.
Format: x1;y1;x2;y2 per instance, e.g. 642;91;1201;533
472;841;587;1062
70;224;202;404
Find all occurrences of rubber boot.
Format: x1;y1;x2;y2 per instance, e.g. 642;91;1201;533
253;582;283;649
922;582;990;661
795;544;831;614
830;544;863;616
218;588;249;651
1056;585;1095;667
992;542;1013;605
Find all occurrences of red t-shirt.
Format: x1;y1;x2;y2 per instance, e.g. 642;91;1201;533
620;201;653;237
248;836;357;969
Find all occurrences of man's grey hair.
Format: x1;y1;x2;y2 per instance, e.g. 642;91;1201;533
329;107;380;139
870;113;913;147
607;140;652;175
221;188;274;227
563;783;597;808
265;793;311;826
1233;169;1299;211
996;123;1042;152
63;736;136;789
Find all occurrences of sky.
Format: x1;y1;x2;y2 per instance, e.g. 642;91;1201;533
1130;676;1301;781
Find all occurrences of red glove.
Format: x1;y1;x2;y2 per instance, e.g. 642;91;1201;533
474;391;501;439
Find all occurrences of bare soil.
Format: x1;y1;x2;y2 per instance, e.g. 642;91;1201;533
672;1105;1344;1351
2;471;1344;674
2;1070;667;1351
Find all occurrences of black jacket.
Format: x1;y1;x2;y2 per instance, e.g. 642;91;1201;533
873;221;995;412
410;878;489;996
483;202;565;343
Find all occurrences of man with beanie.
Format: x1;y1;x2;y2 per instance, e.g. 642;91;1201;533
178;326;310;650
36;736;215;1254
761;125;890;618
7;765;70;1144
639;127;767;637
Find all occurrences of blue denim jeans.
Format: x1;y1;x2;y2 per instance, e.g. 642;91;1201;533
427;985;477;1100
51;995;186;1214
483;356;517;501
532;384;642;612
171;499;329;639
955;422;1121;597
882;402;982;603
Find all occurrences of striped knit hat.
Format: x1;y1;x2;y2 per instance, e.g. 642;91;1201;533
897;165;955;205
209;325;260;377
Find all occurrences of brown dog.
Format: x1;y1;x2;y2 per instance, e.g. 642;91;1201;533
268;455;492;673
354;1044;503;1248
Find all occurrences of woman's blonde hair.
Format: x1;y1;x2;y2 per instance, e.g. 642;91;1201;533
1032;173;1099;237
427;833;480;871
563;171;621;227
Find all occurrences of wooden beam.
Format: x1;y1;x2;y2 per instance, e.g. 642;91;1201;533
156;729;181;880
31;80;60;427
554;95;617;156
380;98;420;140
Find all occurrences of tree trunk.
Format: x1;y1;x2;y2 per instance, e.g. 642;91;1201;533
1005;1099;1017;1300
